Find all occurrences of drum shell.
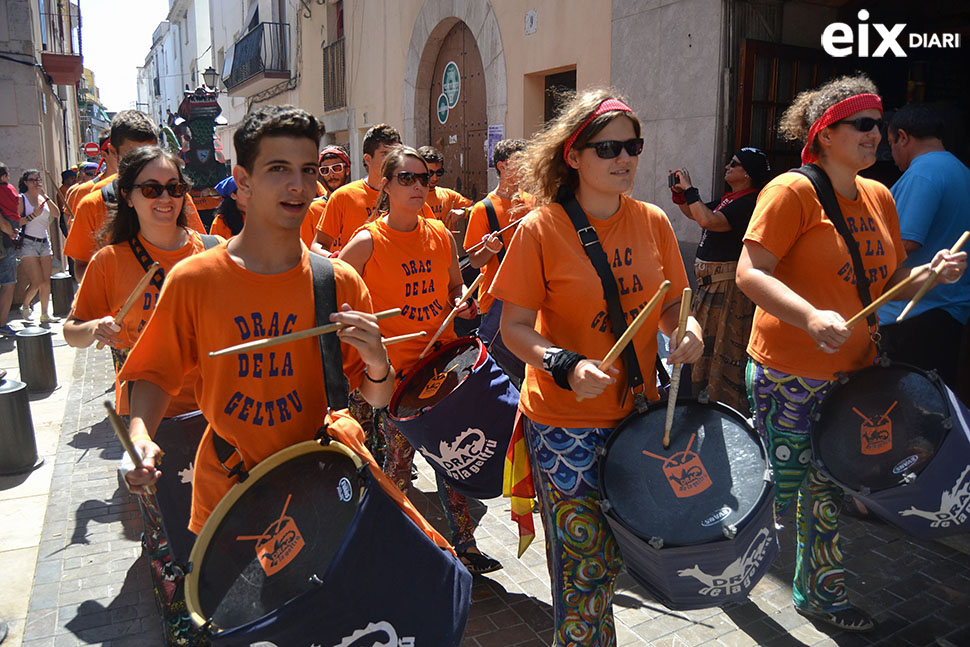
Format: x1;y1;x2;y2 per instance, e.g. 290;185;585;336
389;337;518;499
152;410;206;564
205;470;472;646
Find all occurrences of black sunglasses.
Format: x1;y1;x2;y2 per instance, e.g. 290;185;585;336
429;168;445;177
395;171;431;187
727;159;742;168
579;138;644;159
833;117;884;133
131;181;189;199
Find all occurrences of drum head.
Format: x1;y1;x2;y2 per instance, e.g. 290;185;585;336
390;337;486;419
812;364;948;492
186;441;363;632
601;402;767;546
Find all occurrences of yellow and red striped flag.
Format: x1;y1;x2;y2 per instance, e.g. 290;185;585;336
503;410;536;557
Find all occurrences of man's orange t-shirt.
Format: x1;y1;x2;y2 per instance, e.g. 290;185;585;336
744;173;905;380
66;175;102;215
70;230;215;415
304;197;328;247
65;176;208;262
425;186;472;221
355;217;458;372
462;192;533;313
490;196;689;429
317;179;433;252
119;246;371;532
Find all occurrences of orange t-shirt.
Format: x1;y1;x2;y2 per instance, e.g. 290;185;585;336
208;213;240;239
744;172;905;380
304;196;328;248
118;246;371;531
317;179;434;252
463;192;533;313
65;176;208;263
70;230;215;415
425;187;472;221
490;196;689;428
356;217;458;372
66;175;103;215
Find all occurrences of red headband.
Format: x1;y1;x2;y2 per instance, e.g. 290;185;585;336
319;146;351;166
801;93;883;164
562;99;634;162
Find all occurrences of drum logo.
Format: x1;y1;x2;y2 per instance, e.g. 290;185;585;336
420;428;498;480
899;464;970;529
677;527;775;597
236;493;305;576
337;477;353;502
418;367;452;400
331;620;415;647
853;400;897;455
642;433;712;498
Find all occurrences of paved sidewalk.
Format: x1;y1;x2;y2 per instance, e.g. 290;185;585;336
4;340;970;646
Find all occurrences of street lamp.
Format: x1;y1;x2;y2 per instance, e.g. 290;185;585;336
202;66;219;91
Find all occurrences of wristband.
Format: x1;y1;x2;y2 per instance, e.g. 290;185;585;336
670;188;686;205
550;350;586;390
130;434;152;442
364;357;392;383
684;187;701;205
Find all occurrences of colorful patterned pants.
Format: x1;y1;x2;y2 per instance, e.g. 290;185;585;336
378;410;477;551
746;359;849;612
524;417;623;647
348;390;385;465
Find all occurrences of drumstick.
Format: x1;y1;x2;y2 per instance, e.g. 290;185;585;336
104;401;155;495
844;270;928;330
663;288;693;449
418;274;484;359
896;230;969;322
95;262;161;350
464;217;524;254
598;281;671;371
382;331;426;346
208;308;402;357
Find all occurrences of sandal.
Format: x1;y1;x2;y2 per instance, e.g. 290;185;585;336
796;605;874;632
458;550;502;575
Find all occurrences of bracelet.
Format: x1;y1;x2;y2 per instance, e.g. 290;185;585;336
364;357;392;383
550;350;586;390
130;433;152;442
684;187;701;205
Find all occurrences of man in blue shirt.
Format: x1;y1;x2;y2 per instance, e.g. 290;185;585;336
879;103;970;394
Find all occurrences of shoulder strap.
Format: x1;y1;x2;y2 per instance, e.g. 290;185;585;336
559;193;645;392
127;237;164;291
101;180;118;205
309;252;349;411
793;164;878;334
200;234;220;250
483;197;506;264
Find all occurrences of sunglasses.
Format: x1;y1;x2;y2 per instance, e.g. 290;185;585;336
833;117;884;133
395;171;431;187
319;163;346;175
429;168;445;177
579;138;644;159
25;178;42;183
131;181;189;199
727;159;742;168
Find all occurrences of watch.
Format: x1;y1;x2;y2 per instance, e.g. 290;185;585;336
542;347;564;373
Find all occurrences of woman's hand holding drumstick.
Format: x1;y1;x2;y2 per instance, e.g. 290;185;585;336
95;262;161;350
105;401;161;495
418;274;484;359
664;288;693;449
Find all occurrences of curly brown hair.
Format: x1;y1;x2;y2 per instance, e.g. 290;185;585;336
778;74;880;158
518;88;641;206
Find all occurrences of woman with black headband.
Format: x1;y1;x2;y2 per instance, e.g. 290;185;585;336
491;89;703;645
668;147;771;414
737;75;966;632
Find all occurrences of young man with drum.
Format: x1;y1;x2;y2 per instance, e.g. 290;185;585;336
118;107;402;538
339;145;502;575
490;89;703;645
736;75;966;632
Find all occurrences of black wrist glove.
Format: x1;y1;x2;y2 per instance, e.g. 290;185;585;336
684;187;701;205
550;350;586;390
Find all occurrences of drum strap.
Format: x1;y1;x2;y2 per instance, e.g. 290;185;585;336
559;190;646;399
794;164;881;346
128;233;221;291
483;197;506;264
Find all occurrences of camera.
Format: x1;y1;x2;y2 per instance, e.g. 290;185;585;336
668;171;680;189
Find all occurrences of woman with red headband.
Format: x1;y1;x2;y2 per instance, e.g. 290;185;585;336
491;89;703;645
737;75;966;632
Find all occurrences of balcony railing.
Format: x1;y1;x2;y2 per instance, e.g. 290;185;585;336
224;22;290;93
40;5;83;85
323;37;346;110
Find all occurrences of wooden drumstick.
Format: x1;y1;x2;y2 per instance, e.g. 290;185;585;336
844;270;928;330
418;274;484;359
664;288;693;449
464;217;524;254
382;331;426;345
103;401;155;495
209;308;402;357
95;262;161;350
896;230;969;322
599;281;671;371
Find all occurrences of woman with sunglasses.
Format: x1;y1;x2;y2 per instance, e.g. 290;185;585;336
490;88;703;645
737;75;966;632
15;169;61;323
65;146;218;419
339;145;501;575
667;147;771;415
